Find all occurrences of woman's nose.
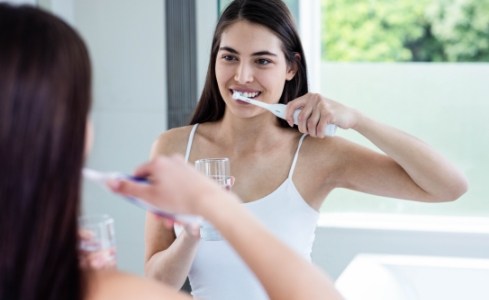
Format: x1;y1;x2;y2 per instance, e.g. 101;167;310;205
234;62;253;83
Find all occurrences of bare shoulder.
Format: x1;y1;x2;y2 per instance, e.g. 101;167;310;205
151;125;196;158
86;269;190;300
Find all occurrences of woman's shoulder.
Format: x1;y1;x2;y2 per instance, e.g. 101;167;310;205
156;125;196;144
151;125;196;157
85;269;189;300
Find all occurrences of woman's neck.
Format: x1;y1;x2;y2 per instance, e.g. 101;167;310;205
209;112;290;153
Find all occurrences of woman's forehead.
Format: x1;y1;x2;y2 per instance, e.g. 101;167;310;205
219;20;283;54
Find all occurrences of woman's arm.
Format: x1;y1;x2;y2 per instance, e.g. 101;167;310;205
350;114;467;201
287;93;468;202
144;213;199;288
143;129;201;288
110;155;344;300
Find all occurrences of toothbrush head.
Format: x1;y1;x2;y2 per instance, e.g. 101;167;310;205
82;168;110;183
232;91;252;103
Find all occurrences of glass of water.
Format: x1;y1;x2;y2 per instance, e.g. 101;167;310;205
194;157;232;241
78;214;117;269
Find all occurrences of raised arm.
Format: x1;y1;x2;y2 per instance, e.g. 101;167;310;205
110;156;344;300
349;113;467;201
286;93;468;202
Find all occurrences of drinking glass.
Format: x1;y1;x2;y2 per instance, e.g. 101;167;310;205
78;214;117;269
194;158;231;241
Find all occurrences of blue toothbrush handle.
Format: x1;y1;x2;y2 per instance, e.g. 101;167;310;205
126;175;148;183
84;169;203;227
121;175;202;227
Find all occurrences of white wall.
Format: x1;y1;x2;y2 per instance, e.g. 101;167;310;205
72;0;167;274
38;0;74;25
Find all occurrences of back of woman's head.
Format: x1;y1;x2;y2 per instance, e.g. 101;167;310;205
190;0;308;126
0;4;91;300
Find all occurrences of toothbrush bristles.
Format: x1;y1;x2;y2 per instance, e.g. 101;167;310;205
232;91;251;103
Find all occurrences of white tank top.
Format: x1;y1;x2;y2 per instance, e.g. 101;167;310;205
183;124;319;300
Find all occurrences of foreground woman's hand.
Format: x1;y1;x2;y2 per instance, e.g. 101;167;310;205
78;229;117;270
107;155;229;217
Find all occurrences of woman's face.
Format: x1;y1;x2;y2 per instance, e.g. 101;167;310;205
215;20;296;118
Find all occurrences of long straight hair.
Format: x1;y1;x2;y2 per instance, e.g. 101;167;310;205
0;4;91;300
190;0;309;127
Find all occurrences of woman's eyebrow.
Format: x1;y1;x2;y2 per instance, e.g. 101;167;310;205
252;51;277;57
219;46;278;57
219;46;238;53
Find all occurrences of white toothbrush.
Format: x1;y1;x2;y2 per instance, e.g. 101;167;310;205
82;168;202;227
232;91;337;137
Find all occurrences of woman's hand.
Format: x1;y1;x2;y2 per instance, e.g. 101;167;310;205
285;93;360;138
78;229;117;270
107;155;227;218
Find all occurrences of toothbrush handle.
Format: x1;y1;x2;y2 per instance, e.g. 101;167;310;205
127;195;202;226
84;170;203;228
292;110;337;137
254;103;337;136
121;175;203;227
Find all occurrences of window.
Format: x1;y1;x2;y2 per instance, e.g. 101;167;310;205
319;0;487;217
322;0;489;62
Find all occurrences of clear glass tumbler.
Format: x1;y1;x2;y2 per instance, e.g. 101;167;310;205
194;158;232;241
78;214;117;269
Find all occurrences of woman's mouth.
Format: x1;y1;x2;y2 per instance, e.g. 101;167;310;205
231;90;261;99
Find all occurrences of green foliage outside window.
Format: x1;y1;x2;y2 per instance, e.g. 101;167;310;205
322;0;489;62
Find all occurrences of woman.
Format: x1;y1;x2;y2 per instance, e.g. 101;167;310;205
0;4;183;300
144;0;468;299
0;3;343;300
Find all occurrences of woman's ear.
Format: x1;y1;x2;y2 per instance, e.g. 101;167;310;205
286;53;301;81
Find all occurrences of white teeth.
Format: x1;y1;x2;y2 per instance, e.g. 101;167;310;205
234;90;259;98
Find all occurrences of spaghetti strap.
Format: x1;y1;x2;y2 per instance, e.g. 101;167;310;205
288;134;308;178
184;124;199;162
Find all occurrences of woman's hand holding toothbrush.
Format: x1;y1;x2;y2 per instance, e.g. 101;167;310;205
108;155;239;220
285;93;359;138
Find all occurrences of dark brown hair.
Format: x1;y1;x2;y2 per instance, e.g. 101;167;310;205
190;0;308;127
0;4;91;300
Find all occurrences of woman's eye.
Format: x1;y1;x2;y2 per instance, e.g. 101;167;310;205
257;59;271;65
222;55;237;61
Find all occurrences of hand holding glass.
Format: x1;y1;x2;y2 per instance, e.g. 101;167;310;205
78;214;117;269
194;158;232;241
